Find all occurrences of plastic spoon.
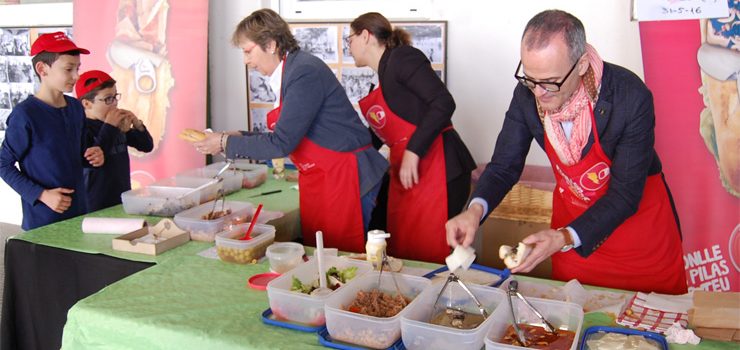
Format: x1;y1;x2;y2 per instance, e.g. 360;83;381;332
240;203;263;240
311;231;333;297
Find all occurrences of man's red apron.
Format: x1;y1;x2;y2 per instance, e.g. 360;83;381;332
546;102;686;294
266;66;365;253
359;86;450;263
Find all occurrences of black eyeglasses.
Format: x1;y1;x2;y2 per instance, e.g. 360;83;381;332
514;60;578;92
343;32;357;47
96;93;121;105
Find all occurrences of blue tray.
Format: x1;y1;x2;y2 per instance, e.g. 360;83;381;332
579;326;668;350
317;326;405;350
261;308;323;332
422;263;510;287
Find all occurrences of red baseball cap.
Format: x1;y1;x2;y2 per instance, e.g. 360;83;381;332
30;31;90;56
76;70;114;99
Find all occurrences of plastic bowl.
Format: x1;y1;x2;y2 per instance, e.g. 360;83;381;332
266;242;305;274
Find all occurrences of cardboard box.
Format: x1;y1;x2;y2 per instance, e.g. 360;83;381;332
472;175;554;279
112;219;190;255
475;217;552;279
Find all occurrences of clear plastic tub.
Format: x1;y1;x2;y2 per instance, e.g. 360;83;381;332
151;176;222;204
177;167;243;195
325;271;431;349
206;161;268;189
266;256;373;326
121;186;200;216
401;282;506;350
484;296;583;350
266;242;305;273
173;201;253;241
214;223;275;264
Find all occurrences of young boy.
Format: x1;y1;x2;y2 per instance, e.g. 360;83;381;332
0;32;105;230
75;70;153;211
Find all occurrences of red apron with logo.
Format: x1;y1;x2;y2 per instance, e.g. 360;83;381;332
359;86;450;263
546;103;686;294
266;79;366;253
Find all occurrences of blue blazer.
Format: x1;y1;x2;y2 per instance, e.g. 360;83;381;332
225;49;388;196
473;62;679;257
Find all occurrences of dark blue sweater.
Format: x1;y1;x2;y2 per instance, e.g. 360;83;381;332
83;118;153;211
0;95;89;230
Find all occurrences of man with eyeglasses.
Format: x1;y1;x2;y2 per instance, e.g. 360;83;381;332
446;10;687;294
76;70;153;211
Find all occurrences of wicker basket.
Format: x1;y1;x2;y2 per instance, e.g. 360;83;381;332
489;184;553;224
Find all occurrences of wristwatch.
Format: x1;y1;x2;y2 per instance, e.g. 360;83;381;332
558;227;574;252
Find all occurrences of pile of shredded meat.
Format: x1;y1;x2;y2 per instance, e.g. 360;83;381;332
345;289;409;318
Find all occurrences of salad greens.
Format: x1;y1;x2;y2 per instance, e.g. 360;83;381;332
291;266;358;294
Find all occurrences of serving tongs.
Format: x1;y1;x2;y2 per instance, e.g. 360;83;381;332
506;279;557;347
376;251;407;307
430;272;489;323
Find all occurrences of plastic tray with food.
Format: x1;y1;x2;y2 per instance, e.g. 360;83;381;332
121;186;200;216
424;264;510;287
206;160;268;189
484;297;583;350
173;201;253;241
400;282;505;350
214;223;275;264
177;167;243;195
324;271;431;349
151;176;222;204
266;256;373;326
497;278;629;313
579;326;668;350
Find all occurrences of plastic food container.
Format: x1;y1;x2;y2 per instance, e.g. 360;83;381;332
266;242;305;273
401;282;506;350
580;326;668;350
214;223;275;264
121;186;200;216
206;161;268;189
151;176;222;204
325;271;431;349
177;167;243;195
266;256;373;326
484;297;584;350
173;201;253;241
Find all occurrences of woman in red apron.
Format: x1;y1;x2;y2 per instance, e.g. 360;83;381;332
447;10;686;294
350;13;475;263
193;9;387;253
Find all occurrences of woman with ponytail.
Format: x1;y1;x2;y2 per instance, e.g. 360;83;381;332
349;12;475;263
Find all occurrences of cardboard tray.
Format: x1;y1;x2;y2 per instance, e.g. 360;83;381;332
112;219;190;255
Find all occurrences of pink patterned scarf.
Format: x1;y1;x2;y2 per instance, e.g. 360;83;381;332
542;44;603;166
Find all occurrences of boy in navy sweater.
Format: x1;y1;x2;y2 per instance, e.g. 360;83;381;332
0;32;104;230
75;70;153;211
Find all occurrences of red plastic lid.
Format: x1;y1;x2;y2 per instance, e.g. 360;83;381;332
248;272;280;290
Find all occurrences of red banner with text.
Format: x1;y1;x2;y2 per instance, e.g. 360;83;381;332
639;6;739;291
73;0;208;187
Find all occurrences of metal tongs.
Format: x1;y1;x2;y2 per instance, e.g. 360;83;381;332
431;272;489;322
506;280;557;347
376;251;407;307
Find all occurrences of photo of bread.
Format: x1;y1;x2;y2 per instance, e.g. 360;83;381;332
697;13;740;198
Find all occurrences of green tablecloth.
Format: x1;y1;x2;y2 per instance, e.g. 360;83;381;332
60;252;737;350
10;175;300;264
